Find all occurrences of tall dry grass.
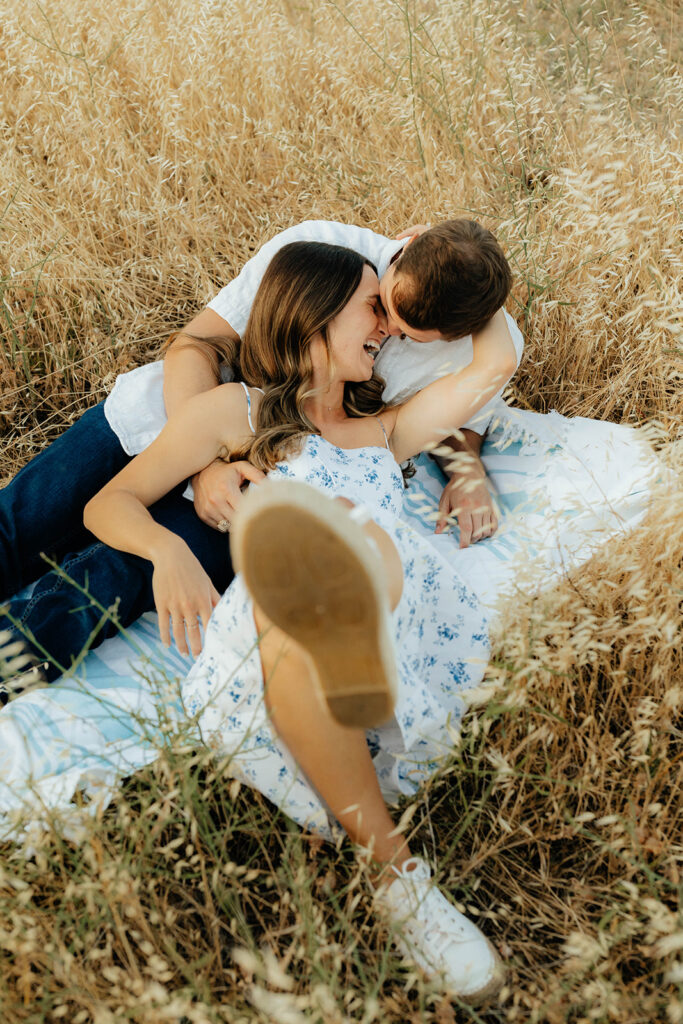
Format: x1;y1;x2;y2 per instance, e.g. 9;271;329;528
0;0;681;1020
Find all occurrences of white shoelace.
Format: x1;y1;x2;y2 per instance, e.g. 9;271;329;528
401;884;471;946
385;860;473;947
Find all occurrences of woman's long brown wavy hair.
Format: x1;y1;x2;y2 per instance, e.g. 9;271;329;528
236;241;386;471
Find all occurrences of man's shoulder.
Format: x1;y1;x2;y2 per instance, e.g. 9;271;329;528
273;219;391;246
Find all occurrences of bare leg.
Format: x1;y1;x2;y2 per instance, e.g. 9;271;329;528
256;501;407;869
254;604;410;875
236;484;410;872
241;490;506;999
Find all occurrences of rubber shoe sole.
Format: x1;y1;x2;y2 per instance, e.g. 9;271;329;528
466;944;506;1005
231;480;398;729
394;929;506;1006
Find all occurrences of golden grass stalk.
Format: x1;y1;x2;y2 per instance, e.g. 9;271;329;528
0;0;681;1019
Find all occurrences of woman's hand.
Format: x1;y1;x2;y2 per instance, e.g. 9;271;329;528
192;459;266;530
151;537;221;656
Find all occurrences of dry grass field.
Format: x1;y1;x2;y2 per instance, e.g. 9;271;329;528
0;0;681;1020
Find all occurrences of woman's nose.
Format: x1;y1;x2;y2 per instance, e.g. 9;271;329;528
376;307;389;336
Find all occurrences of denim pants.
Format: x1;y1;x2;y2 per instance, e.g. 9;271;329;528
0;401;233;682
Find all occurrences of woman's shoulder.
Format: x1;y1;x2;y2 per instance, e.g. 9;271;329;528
179;382;254;442
217;381;264;398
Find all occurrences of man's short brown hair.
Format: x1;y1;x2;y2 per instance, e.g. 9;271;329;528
392;219;512;339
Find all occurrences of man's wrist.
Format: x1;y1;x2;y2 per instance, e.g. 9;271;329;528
446;459;487;483
434;429;485;477
458;428;484;455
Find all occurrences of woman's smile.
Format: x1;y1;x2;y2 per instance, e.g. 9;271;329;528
323;264;386;380
363;337;382;361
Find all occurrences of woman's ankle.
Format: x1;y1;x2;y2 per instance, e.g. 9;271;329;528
365;842;413;889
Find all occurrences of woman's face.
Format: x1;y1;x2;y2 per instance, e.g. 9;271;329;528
317;265;387;383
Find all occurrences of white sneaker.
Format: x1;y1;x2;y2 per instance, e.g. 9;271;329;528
374;857;505;1003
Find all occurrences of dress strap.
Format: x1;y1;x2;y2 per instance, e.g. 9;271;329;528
376;415;390;450
239;381;258;434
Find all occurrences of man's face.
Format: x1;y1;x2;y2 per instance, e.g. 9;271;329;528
378;263;445;343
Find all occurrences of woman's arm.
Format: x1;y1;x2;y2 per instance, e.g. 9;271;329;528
387;309;518;465
84;384;253;654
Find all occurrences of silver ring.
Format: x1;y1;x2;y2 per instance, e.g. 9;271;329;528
217;518;230;533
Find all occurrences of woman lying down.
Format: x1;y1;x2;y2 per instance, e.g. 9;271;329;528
0;240;661;1003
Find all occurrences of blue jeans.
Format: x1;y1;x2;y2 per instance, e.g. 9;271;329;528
0;401;233;682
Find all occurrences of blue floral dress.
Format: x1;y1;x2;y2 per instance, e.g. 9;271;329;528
0;406;660;847
181;433;489;838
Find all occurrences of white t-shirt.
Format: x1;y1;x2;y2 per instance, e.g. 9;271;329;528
104;219;523;456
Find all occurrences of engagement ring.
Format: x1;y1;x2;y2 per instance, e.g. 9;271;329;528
217;519;230;533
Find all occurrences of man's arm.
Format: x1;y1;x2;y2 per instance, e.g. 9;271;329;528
163;307;239;415
433;310;520;546
162;307;266;529
432;429;498;548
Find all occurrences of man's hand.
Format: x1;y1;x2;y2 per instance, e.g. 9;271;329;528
433;430;499;548
395;224;430;240
436;469;498;547
192;459;266;530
